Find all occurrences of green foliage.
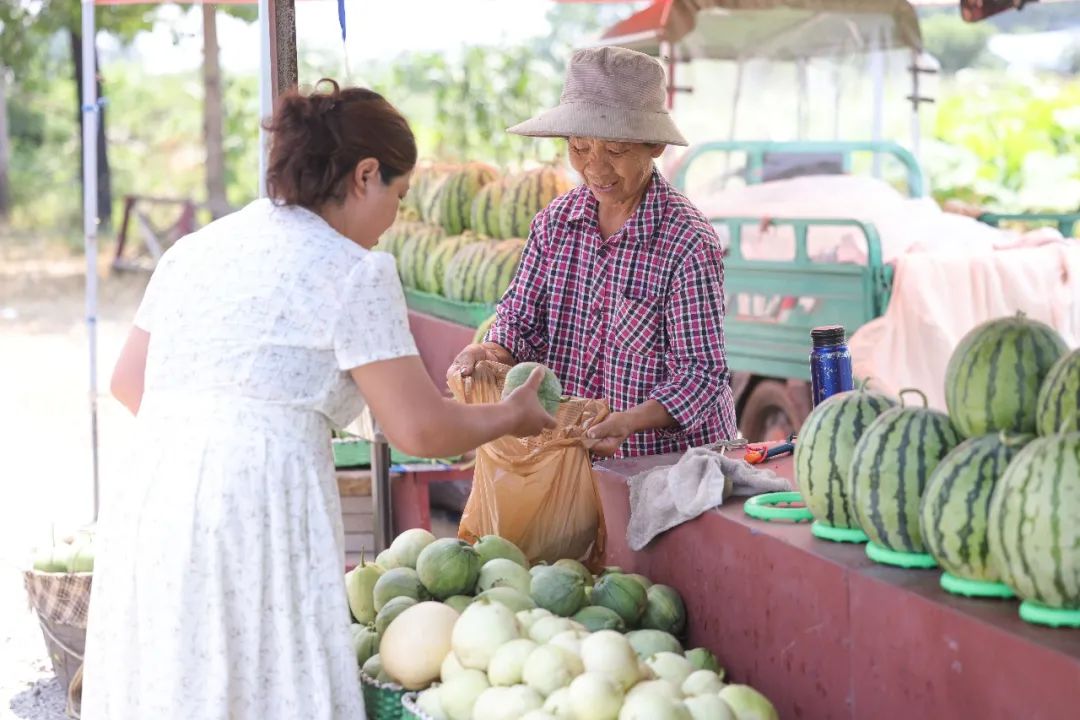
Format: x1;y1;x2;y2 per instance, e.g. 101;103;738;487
920;14;997;74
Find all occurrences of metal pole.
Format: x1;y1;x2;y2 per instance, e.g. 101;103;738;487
81;0;100;522
870;50;885;179
370;435;394;551
257;0;272;198
910;49;922;164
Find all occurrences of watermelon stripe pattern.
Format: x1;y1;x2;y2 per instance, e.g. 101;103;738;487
795;388;896;529
919;434;1031;581
498;167;574;240
988;433;1080;608
1036;349;1080;436
849;405;962;553
437;163;500;235
398;224;446;291
945;314;1068;437
471;181;504;239
423;234;483;296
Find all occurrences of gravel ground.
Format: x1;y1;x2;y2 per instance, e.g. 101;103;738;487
1;253;146;719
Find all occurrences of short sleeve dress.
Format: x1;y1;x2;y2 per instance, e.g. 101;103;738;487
81;199;417;720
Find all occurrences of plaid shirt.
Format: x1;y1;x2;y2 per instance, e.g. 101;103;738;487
487;169;737;458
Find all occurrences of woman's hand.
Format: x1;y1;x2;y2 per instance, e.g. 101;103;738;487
501;366;559;438
585;412;637;457
447;342;513;379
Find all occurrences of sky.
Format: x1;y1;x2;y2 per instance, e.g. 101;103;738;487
100;0;558;75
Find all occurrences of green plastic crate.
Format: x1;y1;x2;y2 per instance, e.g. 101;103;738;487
331;440;460;469
404;288;494;328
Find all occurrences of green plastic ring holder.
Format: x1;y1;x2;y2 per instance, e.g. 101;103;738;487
811;521;869;544
865;541;938;569
939;572;1015;599
743;492;814;523
1019;601;1080;629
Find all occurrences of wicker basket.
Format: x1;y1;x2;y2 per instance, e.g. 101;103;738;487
23;570;92;719
360;671;407;720
400;692;436;720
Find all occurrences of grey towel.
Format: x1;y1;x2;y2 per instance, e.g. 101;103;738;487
626;446;791;551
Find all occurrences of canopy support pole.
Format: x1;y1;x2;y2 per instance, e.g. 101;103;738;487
258;0;298;198
81;0;100;522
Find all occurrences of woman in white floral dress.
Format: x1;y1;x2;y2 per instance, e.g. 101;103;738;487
81;80;555;720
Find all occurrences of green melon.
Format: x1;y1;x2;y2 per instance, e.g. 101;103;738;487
350;623;380;666
945;313;1068;437
919;433;1033;582
625;629;683;659
473;535;529;569
640;584;686;637
415;538;482;600
475;586;537;613
422;233;483;296
554;559;594;587
987;432;1080;608
684;648;723;675
497;166;574;240
848;390;963;554
375;595;417;637
529;565;586;617
590;573;648;627
435;163;500;235
471;180;505;238
571;605;626;633
444;241;497;303
795;383;897;530
502;362;563;415
1036;349;1080;436
372;567;429;612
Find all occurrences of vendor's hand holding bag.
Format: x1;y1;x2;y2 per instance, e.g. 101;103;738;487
448;361;609;569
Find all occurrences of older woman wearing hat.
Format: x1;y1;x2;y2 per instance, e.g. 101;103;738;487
450;46;738;458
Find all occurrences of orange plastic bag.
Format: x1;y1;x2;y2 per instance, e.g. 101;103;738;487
449;361;609;569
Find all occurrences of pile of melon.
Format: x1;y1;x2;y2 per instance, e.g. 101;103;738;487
379;162;574;305
346;530;777;719
795;312;1079;611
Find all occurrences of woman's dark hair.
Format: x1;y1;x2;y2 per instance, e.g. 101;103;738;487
263;79;417;208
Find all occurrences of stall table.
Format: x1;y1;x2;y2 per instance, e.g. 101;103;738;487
595;453;1080;720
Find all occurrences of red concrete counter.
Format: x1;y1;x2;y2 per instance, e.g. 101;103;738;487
595;454;1080;720
409;310;475;394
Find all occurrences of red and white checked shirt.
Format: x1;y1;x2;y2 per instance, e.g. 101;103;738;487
487;169;738;458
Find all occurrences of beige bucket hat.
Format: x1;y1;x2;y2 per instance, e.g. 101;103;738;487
508;46;688;147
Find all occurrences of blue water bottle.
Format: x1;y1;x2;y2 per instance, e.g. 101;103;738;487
809;325;854;407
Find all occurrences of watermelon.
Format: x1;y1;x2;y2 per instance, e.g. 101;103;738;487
848;389;963;554
502;362;562;415
498;167;574;240
1036;349;1080;436
398;224;446;290
444;241;498;303
472;238;525;305
987;432;1080;608
413;164;457;224
435;163;500;235
422;233;483;295
945;313;1068;437
474;314;497;345
919;433;1033;582
795;383;897;530
471;180;505;238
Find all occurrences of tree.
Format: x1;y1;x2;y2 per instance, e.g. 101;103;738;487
921;14;998;73
0;0;155;230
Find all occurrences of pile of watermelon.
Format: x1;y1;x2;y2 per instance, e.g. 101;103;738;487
795;312;1079;612
379;162;574;306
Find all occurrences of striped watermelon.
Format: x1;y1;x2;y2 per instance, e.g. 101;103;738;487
444;241;498;302
471;181;504;239
919;433;1033;582
987;432;1080;608
945;313;1068;438
1036;349;1080;436
848;389;963;554
378;220;422;261
406;163;455;219
422;233;483;295
498;166;574;240
436;163;500;235
474;239;526;304
397;224;446;290
794;384;896;530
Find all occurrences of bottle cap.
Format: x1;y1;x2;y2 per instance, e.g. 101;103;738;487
811;325;846;348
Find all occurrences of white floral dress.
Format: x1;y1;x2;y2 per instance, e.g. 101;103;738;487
81;199;417;720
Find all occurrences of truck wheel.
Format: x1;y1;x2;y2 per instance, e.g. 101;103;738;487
739;380;802;443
